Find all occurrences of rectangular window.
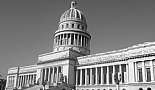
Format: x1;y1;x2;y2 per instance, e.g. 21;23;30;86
92;68;96;84
46;68;49;81
137;68;143;82
82;69;85;85
77;70;80;85
42;69;45;83
103;67;107;84
122;64;126;83
109;66;113;84
97;67;101;84
146;68;151;82
87;68;90;84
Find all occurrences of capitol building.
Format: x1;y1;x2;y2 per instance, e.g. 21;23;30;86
5;1;155;90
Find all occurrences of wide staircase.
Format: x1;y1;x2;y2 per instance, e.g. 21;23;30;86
23;85;63;90
23;85;41;90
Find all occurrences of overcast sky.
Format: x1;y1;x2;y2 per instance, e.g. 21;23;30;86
0;0;155;76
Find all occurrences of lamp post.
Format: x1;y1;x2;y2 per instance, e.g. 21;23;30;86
114;72;121;90
42;80;47;90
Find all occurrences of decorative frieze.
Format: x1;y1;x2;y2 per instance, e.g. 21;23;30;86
78;43;155;65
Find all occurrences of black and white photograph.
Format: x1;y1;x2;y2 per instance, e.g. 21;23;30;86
1;0;155;90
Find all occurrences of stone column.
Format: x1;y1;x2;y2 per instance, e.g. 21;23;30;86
23;75;26;87
113;65;115;84
29;75;31;85
126;64;129;83
18;76;21;88
95;67;98;85
119;64;122;84
84;36;86;47
85;37;87;47
44;68;47;82
66;34;68;45
142;61;146;82
69;34;72;45
62;34;64;45
48;67;51;85
28;75;30;85
81;35;83;46
107;66;109;84
85;68;87;85
101;67;103;85
22;76;24;87
40;69;43;84
134;62;138;82
56;36;58;46
59;34;62;45
51;67;54;84
32;75;34;85
57;35;59;45
26;75;29;86
150;60;154;81
76;70;78;85
90;68;92;85
25;75;27;86
77;34;79;45
55;67;58;83
17;76;20;88
73;34;76;45
83;36;85;47
80;69;82;85
21;76;23;87
20;76;22;87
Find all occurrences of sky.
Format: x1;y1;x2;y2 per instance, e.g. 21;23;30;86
0;0;155;77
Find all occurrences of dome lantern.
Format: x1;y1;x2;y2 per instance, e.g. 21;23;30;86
71;1;77;9
59;1;86;23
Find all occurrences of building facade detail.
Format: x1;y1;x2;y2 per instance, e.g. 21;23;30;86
5;1;155;90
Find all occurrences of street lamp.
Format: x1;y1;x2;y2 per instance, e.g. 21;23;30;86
42;80;47;90
114;72;121;90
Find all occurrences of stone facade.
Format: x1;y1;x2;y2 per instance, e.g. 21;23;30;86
5;1;155;90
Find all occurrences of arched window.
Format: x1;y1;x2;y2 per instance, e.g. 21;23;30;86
72;23;74;28
147;87;151;90
139;88;143;90
62;25;64;29
109;89;112;90
82;25;84;30
77;24;80;29
122;89;126;90
66;23;69;28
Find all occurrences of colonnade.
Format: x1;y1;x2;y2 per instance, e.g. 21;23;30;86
59;22;85;31
17;74;36;88
135;60;155;82
6;74;36;88
76;64;128;86
54;33;90;48
7;76;15;88
40;66;64;85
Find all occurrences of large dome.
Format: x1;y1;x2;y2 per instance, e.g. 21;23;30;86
60;1;86;23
